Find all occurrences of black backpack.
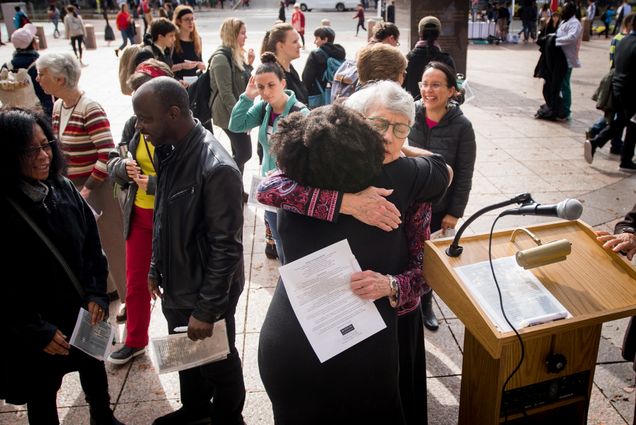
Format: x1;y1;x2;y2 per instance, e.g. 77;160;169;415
187;49;233;133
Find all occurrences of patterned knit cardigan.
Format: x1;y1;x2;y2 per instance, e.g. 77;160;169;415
52;95;114;190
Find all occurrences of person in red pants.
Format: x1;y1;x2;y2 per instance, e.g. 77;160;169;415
107;59;174;364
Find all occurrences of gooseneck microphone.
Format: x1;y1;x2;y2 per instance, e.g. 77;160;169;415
445;193;534;257
445;195;583;257
500;199;583;220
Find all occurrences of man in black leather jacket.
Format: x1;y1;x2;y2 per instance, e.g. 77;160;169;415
132;77;246;425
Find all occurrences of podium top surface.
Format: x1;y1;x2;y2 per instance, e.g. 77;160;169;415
424;220;636;358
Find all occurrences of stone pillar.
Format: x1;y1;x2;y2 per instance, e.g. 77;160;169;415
394;0;469;75
581;17;590;41
84;24;97;49
35;25;47;49
367;18;379;42
134;23;142;44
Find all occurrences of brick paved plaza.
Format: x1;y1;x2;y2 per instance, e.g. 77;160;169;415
1;2;635;423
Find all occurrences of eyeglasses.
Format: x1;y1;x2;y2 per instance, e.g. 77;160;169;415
180;17;195;22
366;117;412;139
418;82;446;90
24;141;55;158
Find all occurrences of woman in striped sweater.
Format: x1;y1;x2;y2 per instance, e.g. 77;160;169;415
36;52;127;305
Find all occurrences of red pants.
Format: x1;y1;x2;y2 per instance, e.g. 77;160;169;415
125;206;153;348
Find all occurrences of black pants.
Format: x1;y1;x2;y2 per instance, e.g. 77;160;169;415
223;128;252;176
70;35;84;59
27;349;113;425
356;21;367;35
621;112;636;167
593;111;626;151
398;308;428;425
162;306;246;425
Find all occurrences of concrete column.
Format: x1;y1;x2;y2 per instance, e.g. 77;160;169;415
134;23;142;44
582;17;590;41
394;0;469;75
35;24;47;49
367;18;379;42
84;24;97;49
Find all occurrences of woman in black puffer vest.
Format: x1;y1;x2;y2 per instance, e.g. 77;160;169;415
408;61;476;331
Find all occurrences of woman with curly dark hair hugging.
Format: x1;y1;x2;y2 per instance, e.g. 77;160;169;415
257;95;451;425
0;107;122;425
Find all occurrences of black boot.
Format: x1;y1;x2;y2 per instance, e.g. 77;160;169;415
422;290;439;331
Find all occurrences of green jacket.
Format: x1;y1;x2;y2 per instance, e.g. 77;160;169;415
209;46;252;129
229;89;308;176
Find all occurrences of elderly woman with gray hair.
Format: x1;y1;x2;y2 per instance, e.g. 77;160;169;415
257;81;452;425
36;52;127;305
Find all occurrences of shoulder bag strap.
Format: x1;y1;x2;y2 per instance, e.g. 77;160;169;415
8;197;86;299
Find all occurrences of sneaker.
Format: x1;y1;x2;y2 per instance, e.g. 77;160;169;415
152;407;212;425
619;162;636;173
583;140;595;164
265;242;278;260
108;345;146;365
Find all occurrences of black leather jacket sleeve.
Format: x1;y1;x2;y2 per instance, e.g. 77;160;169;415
192;163;244;323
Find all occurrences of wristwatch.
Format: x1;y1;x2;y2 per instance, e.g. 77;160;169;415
386;274;399;308
621;227;635;234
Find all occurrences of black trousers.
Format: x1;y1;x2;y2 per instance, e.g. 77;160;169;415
162;306;246;425
223;128;252;176
70;35;84;59
398;307;428;425
27;349;113;425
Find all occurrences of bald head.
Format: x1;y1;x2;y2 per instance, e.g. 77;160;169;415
134;76;190;115
132;76;194;146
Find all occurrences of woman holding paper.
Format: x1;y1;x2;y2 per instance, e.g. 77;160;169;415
258;80;451;425
258;89;451;425
170;6;205;82
0;108;122;425
36;52;127;307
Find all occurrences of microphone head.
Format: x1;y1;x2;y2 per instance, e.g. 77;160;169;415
556;199;583;220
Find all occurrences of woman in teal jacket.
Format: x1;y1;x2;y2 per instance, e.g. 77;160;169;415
229;52;308;264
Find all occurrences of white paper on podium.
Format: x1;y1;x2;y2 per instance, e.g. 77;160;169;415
278;239;387;363
454;256;571;333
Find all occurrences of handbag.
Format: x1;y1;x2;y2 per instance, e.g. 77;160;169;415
592;68;615;113
105;22;115;41
307;80;330;109
0;62;40;110
8;197;86;299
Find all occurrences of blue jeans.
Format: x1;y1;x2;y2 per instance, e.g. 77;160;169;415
561;68;572;117
264;210;285;265
118;28;135;50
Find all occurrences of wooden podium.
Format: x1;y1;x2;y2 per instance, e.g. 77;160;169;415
423;220;636;424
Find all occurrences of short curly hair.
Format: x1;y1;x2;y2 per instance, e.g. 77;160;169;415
356;43;406;84
270;104;385;193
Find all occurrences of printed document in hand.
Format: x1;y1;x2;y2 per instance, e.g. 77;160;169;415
69;308;116;361
454;256;571;333
278;239;387;363
247;175;277;213
149;320;230;374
